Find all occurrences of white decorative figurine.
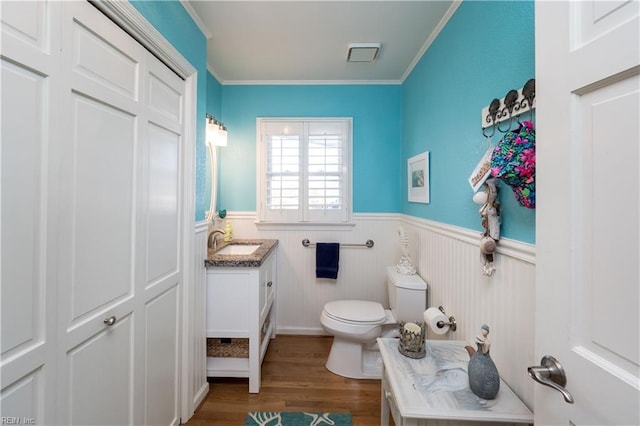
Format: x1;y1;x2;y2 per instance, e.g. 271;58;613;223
396;227;416;275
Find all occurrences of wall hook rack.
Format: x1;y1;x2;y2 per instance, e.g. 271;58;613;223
481;79;536;132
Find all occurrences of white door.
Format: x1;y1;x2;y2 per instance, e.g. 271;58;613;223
1;1;62;424
56;2;185;425
1;1;186;424
535;1;639;424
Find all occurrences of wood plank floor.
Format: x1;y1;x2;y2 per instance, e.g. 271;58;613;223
185;335;387;425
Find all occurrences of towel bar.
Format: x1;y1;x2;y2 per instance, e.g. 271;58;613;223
302;239;374;248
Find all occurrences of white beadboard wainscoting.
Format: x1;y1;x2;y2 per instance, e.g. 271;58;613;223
188;221;209;417
399;214;536;410
224;213;400;334
207;212;535;410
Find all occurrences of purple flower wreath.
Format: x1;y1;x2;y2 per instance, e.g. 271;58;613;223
490;121;536;208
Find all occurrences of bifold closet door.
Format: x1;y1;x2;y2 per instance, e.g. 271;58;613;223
55;2;185;425
55;1;145;424
1;1;62;424
1;1;185;424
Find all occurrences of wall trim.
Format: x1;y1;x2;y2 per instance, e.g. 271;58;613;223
400;214;536;264
402;0;462;82
179;0;212;39
90;0;196;78
226;211;535;263
195;220;208;233
220;79;403;86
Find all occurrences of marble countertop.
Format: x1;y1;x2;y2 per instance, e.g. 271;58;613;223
205;239;278;268
378;338;533;423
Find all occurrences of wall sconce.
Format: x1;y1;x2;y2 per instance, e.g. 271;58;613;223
206;113;228;147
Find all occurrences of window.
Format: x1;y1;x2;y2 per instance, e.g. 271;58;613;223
257;118;352;223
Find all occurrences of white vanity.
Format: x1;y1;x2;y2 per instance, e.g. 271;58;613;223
205;239;278;393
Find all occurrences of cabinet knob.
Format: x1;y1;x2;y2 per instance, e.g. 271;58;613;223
267;281;273;287
104;316;117;326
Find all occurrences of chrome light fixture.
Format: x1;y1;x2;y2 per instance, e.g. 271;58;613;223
206;113;228;146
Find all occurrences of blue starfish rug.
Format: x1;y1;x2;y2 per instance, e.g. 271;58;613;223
245;411;352;426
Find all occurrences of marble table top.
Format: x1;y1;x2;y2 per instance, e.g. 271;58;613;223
378;338;533;423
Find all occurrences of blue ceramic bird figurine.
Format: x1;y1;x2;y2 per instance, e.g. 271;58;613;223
465;324;500;400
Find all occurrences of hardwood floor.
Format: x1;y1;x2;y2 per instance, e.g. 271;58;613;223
185;335;385;425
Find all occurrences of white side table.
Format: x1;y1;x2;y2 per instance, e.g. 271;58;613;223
378;338;533;426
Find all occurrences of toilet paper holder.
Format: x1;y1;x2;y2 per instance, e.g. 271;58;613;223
437;306;457;332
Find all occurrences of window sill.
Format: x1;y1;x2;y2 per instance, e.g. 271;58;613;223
254;221;356;231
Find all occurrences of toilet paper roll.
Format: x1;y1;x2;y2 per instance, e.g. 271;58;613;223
424;307;450;335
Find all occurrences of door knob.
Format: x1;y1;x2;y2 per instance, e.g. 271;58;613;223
528;355;574;403
103;316;117;326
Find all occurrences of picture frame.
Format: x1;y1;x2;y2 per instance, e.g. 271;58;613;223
408;152;430;203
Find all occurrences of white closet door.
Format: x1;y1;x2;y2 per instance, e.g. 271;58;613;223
54;2;185;425
2;1;188;424
0;1;62;424
55;2;145;425
139;48;185;426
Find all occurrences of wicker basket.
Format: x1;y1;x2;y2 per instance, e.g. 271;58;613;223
207;318;270;358
207;338;249;358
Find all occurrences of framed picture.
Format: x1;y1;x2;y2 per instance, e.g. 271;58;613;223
408;152;429;203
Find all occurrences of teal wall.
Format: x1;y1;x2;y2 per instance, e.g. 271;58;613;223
134;0;535;242
130;0;209;221
216;85;403;213
402;0;535;243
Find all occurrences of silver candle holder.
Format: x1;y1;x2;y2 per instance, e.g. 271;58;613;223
398;321;426;359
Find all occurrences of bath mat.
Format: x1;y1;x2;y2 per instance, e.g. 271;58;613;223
245;411;352;426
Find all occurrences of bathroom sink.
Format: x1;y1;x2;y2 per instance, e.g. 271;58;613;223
216;244;261;255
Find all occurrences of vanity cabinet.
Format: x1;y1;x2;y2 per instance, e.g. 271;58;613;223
206;248;277;393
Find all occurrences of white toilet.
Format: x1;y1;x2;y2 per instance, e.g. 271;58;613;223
320;266;428;379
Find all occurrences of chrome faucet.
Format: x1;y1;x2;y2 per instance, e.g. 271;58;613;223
208;229;225;251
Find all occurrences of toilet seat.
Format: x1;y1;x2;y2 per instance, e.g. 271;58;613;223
323;300;386;325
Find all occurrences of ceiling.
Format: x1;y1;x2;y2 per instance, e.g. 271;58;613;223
184;1;458;84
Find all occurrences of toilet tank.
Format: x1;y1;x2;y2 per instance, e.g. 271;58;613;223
386;266;428;322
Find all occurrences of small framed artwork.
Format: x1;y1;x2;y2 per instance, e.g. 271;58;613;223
408;152;430;203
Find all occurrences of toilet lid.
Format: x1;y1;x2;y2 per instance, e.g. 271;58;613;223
324;300;386;324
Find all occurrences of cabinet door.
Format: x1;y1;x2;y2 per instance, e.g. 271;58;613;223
206;270;251;335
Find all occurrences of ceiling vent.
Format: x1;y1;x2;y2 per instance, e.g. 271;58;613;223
346;43;381;62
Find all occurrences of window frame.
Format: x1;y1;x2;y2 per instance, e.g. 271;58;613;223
256;117;353;225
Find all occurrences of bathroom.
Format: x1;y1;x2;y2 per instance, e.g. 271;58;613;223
150;0;636;423
197;0;536;418
208;0;532;378
3;0;639;424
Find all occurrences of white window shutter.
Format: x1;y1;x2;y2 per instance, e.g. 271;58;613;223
258;118;351;223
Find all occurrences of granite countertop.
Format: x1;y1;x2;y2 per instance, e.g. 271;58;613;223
205;239;278;268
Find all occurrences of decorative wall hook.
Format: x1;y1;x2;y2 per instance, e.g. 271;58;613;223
482;98;501;138
481;79;536;134
497;89;519;132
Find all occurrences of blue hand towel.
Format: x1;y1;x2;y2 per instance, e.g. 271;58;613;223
316;243;340;279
